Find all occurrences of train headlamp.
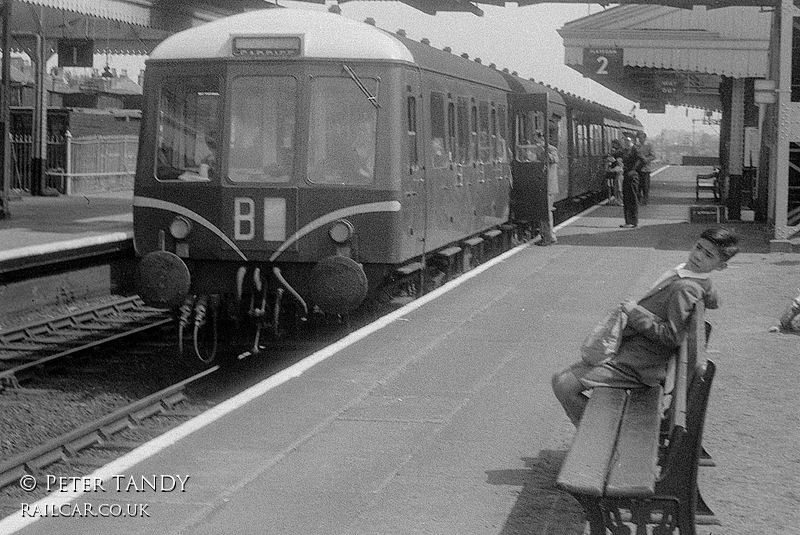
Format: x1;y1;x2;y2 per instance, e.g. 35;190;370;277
329;219;354;244
169;216;192;240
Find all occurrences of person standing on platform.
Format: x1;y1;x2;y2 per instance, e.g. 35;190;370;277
637;132;655;205
620;136;644;228
551;226;740;426
605;139;623;206
538;132;559;246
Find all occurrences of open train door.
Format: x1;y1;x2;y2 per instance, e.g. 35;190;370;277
509;92;549;228
508;91;565;230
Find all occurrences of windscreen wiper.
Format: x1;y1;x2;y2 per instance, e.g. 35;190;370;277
342;63;379;109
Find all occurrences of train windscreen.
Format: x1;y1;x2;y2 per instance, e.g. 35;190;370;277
307;76;378;185
228;76;297;183
155;76;220;182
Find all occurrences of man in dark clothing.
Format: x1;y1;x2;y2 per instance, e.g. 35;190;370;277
636;132;655;205
620;136;644;228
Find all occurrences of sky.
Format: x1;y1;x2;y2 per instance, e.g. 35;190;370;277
103;0;721;138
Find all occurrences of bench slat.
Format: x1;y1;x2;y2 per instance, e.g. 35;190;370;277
604;386;663;497
556;388;627;497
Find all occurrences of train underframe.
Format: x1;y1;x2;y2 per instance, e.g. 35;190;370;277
149;187;605;367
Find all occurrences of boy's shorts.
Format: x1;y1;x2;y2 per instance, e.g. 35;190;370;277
569;360;647;390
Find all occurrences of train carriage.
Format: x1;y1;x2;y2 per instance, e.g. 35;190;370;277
133;8;641;365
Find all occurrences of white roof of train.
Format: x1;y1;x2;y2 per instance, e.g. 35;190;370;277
149;9;415;63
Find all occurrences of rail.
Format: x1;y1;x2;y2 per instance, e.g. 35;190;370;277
0;365;218;491
0;296;173;388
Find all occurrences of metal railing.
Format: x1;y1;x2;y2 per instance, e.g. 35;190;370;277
10;132;138;194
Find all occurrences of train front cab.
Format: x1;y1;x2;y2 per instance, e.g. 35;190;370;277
133;58;421;364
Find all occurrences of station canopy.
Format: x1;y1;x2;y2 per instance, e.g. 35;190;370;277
557;3;771;112
337;0;777;17
5;0;274;56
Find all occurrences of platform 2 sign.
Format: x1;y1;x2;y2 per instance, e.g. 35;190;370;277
583;48;623;79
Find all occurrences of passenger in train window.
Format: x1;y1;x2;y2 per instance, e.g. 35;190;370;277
551;226;740;426
515;131;543;163
197;129;218;180
619;136;644;228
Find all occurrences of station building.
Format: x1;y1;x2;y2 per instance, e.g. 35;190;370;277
555;1;799;250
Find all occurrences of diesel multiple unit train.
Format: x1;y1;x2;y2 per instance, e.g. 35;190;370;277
133;8;643;364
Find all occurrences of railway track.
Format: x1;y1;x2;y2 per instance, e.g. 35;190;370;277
0;365;217;515
0;296;174;388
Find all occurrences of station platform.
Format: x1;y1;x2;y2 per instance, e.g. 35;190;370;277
2;168;798;535
0;191;133;271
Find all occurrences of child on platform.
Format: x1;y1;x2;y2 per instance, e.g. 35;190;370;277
551;227;740;426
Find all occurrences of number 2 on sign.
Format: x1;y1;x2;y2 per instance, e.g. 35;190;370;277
595;56;609;75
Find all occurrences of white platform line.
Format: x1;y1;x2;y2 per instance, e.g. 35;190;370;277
0;236;538;534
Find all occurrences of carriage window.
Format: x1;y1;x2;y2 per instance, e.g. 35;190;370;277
577;124;587;157
407;96;418;172
490;107;498;161
456;97;470;164
515;111;541;163
229;76;297;183
155;76;219;182
447;101;457;163
497;105;508;163
478;101;490;163
430;92;447;169
470;104;478;162
308;77;378;185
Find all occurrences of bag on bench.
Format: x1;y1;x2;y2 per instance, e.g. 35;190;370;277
580;304;628;366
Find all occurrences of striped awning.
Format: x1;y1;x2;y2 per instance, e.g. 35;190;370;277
564;42;768;79
18;0;153;26
560;5;771;79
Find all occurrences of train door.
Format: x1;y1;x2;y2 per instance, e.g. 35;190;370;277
509;93;548;226
403;70;427;259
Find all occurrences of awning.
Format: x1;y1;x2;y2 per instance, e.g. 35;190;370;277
558;4;771;111
5;0;276;55
19;0;152;27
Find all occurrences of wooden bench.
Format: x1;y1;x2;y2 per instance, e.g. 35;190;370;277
557;301;717;535
696;169;720;202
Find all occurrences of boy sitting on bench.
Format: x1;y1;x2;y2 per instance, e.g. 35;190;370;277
552;227;740;426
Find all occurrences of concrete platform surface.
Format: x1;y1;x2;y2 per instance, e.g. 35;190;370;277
2;169;797;535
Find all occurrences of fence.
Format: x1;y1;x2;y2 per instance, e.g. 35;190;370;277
10;133;138;195
10;134;67;192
